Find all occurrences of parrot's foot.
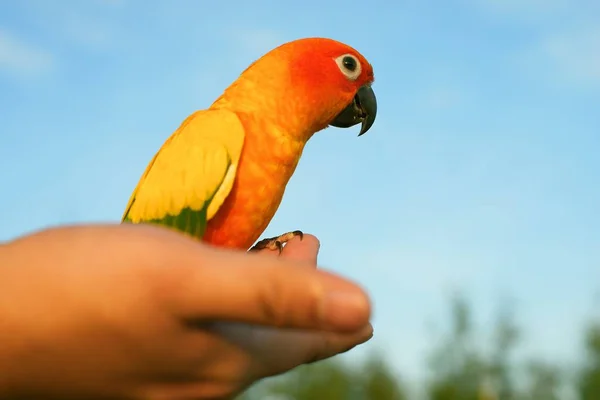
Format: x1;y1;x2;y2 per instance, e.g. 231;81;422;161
249;230;304;254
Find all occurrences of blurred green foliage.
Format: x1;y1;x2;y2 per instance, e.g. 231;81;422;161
578;322;600;399
238;293;600;399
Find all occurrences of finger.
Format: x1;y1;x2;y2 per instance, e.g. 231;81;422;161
212;321;374;379
251;234;320;266
279;233;320;266
112;224;371;332
309;323;374;362
252;246;281;258
161;243;371;333
255;323;374;377
259;323;375;364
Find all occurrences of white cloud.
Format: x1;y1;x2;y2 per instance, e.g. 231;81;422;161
0;29;54;76
541;26;600;84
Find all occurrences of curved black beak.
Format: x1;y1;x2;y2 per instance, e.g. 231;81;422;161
329;84;377;136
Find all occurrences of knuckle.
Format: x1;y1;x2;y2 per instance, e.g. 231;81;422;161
256;269;322;328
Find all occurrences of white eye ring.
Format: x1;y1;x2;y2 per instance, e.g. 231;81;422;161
334;53;362;81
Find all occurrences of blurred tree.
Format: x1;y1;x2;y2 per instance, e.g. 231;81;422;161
426;294;489;400
236;292;577;400
578;322;600;399
239;353;406;400
425;294;524;400
265;360;356;399
487;301;519;400
522;360;562;400
360;352;407;400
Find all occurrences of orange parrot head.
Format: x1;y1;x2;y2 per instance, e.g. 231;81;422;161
213;37;377;140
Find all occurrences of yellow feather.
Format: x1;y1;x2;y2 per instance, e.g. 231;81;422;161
122;109;245;223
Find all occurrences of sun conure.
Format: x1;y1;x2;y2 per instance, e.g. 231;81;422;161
122;37;377;252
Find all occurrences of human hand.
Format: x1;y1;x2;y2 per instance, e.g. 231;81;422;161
210;230;374;386
0;224;372;400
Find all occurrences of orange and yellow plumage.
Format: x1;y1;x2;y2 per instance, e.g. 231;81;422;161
122;37;377;250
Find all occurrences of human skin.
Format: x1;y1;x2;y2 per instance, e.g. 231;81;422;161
0;224;372;400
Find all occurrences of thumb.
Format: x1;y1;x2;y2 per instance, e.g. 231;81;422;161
160;243;371;333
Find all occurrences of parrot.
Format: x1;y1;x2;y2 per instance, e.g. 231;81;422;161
122;37;377;252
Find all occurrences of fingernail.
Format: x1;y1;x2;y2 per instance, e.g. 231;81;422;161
338;325;374;354
362;324;374;342
322;291;371;330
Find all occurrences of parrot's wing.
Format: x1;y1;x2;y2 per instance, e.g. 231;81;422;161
122;109;245;238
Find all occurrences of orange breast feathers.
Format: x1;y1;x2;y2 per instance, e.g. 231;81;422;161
202;37;376;249
202;114;305;250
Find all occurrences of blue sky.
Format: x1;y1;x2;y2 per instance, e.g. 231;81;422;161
1;0;599;390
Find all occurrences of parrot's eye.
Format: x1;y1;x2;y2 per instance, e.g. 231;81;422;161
334;54;362;81
343;56;357;71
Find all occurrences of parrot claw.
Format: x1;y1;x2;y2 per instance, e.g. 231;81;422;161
249;230;304;254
